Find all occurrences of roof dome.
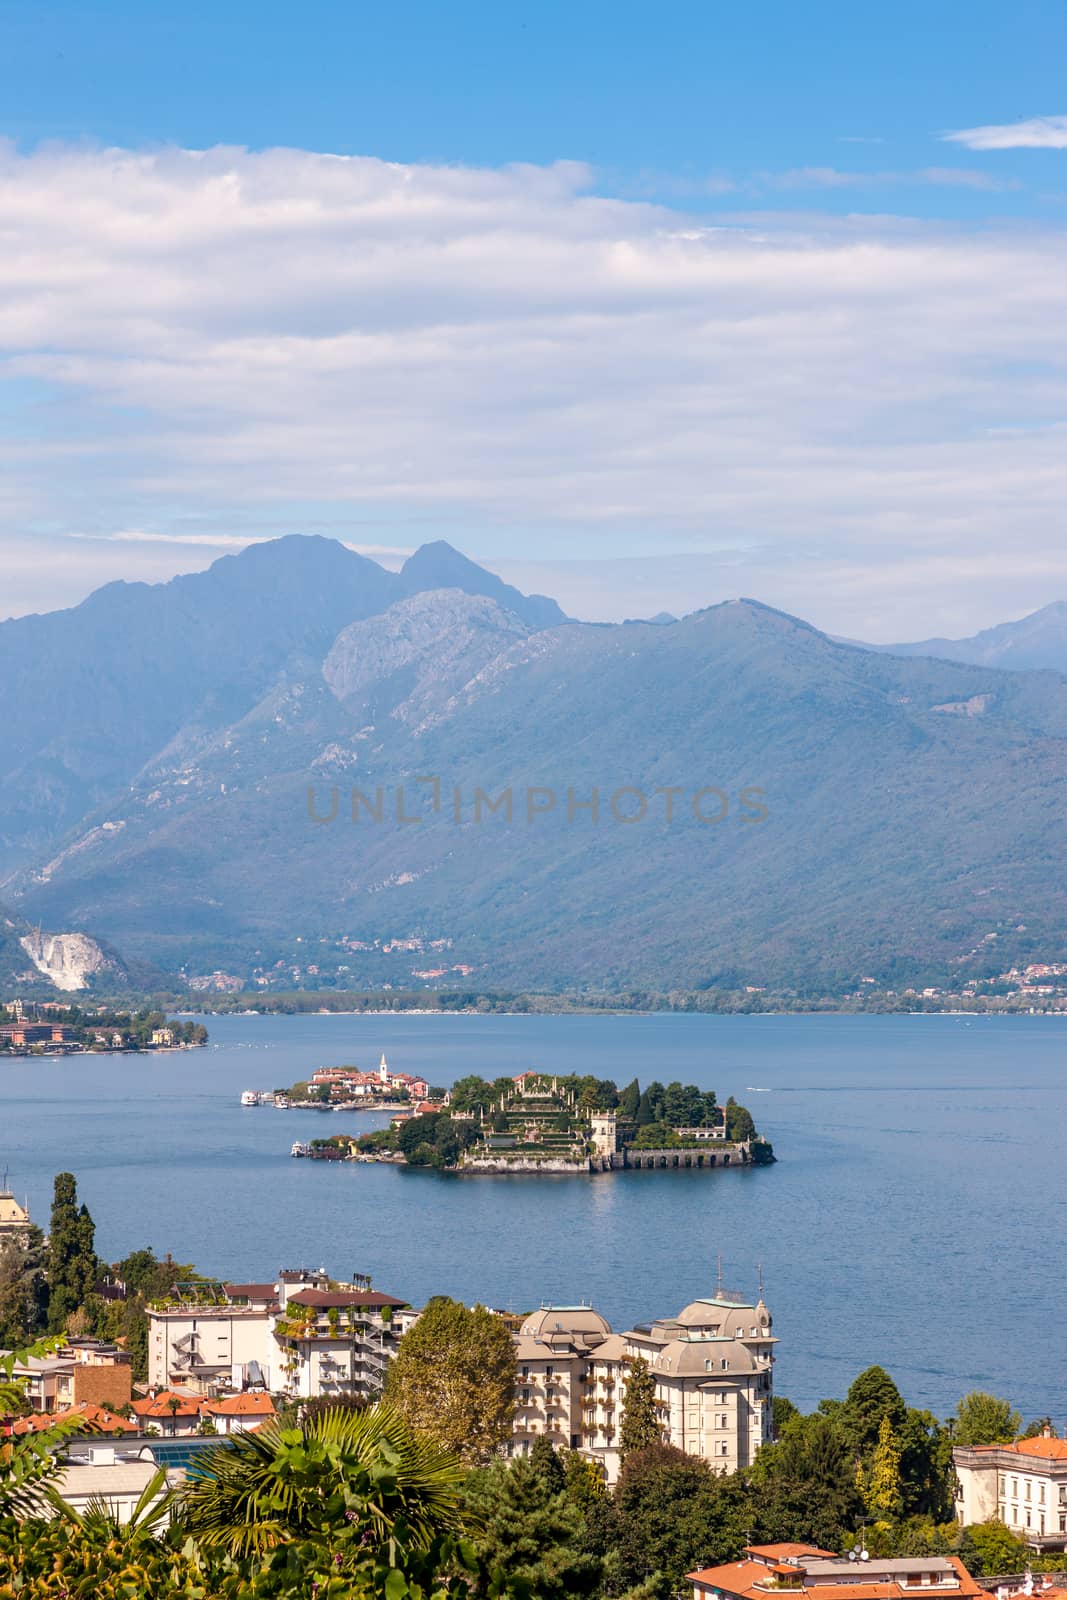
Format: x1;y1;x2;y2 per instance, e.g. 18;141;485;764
674;1297;770;1338
519;1305;612;1341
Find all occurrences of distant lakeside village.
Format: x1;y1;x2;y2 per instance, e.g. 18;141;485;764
178;935;1067;1015
242;1057;775;1173
0;997;207;1055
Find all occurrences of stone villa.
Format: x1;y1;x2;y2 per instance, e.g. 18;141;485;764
954;1434;1067;1551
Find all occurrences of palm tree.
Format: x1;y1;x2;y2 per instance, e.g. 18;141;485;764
180;1403;465;1560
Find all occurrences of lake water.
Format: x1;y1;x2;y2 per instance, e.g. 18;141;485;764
2;1010;1065;1425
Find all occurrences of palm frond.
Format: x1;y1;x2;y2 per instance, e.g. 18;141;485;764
180;1402;465;1558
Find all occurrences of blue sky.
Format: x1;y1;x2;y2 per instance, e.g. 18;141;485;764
6;0;1067;217
2;1;1067;633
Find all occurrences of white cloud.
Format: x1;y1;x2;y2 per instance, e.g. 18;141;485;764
945;114;1067;151
1;140;1067;635
768;165;1016;191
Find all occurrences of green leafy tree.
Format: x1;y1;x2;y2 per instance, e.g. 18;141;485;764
0;1226;48;1344
862;1414;903;1520
617;1078;641;1118
841;1365;907;1454
958;1519;1031;1576
749;1411;864;1551
620;1356;660;1460
385;1296;515;1466
953;1392;1021;1447
724;1097;757;1142
449;1075;496;1113
463;1454;602;1599
772;1395;800;1435
613;1444;749;1596
563;1448;607;1514
47;1173;98;1333
898;1408;954;1521
396;1111;442;1159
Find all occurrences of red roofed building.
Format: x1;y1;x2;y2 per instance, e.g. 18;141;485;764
131;1389;205;1436
954;1433;1067;1551
687;1546;985;1600
201;1392;277;1435
3;1403;136;1438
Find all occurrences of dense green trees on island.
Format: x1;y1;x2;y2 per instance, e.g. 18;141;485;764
350;1074;772;1169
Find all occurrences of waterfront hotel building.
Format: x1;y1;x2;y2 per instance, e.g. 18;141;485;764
512;1286;775;1484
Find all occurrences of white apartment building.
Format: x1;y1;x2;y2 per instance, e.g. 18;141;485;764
512;1287;775;1483
954;1436;1067;1552
147;1269;409;1402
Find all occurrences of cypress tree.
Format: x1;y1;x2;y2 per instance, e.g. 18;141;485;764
620;1356;661;1460
47;1172;97;1332
617;1078;641;1119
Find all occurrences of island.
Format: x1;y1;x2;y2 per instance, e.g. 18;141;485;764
295;1071;775;1173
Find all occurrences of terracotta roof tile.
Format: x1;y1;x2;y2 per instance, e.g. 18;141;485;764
204;1394;276;1416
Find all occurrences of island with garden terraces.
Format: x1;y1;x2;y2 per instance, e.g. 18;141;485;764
305;1071;775;1173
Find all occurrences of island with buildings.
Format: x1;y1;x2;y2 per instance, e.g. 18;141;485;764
290;1068;775;1172
242;1052;432;1110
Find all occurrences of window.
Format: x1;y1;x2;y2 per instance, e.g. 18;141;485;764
545;1366;554;1377
1039;1483;1046;1504
1012;1478;1018;1497
1059;1515;1065;1533
521;1366;528;1378
1025;1481;1032;1501
721;1359;729;1371
719;1441;728;1456
1026;1512;1031;1528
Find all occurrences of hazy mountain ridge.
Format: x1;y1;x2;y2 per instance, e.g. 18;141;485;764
872;600;1067;674
0;537;567;877
9;575;1067;993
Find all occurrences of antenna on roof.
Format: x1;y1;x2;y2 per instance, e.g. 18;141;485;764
758;1262;764;1298
716;1253;723;1296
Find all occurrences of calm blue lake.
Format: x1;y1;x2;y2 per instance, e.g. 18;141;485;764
2;1010;1065;1425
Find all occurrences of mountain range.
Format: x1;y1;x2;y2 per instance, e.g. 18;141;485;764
3;538;1067;993
882;603;1067;674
